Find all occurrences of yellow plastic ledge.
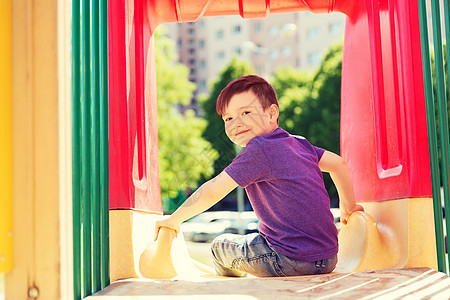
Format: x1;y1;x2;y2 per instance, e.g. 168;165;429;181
109;210;214;282
336;211;402;272
336;198;437;273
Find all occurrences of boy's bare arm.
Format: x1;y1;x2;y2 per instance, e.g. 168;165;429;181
154;171;238;240
318;150;364;224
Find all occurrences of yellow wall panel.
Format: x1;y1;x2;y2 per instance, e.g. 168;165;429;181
0;0;13;274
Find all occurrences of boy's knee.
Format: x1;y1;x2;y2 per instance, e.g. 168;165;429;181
211;233;232;259
211;233;228;248
210;235;223;254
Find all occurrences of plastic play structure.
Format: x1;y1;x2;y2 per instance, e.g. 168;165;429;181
108;0;436;277
1;0;449;299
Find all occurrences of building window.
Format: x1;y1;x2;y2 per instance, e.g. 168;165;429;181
308;52;321;65
232;25;241;34
198;39;205;49
254;22;262;32
189;48;196;55
198;20;205;28
256;65;263;74
189;59;196;66
329;22;344;35
188;28;195;35
281;46;292;56
189;39;195;46
199;60;206;69
190;68;196;76
269;26;278;36
217;51;225;60
269;49;279;59
200;80;207;89
234;47;241;55
216;30;224;39
307;27;320;40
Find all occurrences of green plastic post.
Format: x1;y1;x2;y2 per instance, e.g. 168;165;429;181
91;0;101;293
99;0;110;289
81;0;92;295
441;0;450;268
418;0;447;273
72;0;82;298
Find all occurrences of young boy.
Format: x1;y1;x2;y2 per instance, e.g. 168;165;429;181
155;75;364;277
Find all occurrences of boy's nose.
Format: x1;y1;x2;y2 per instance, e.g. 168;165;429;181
234;118;244;130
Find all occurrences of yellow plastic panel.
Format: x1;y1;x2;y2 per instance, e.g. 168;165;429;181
0;0;13;273
336;198;437;273
109;210;212;282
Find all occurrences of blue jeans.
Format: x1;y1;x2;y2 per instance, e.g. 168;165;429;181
211;233;337;277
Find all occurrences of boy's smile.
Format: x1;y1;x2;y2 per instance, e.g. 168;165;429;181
222;91;279;147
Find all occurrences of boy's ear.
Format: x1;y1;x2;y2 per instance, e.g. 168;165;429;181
269;104;279;123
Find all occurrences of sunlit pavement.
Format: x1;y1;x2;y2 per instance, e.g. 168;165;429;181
186;241;214;268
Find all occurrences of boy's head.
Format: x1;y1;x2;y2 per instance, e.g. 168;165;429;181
217;75;280;147
216;75;279;116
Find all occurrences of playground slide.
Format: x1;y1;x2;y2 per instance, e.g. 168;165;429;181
108;0;437;281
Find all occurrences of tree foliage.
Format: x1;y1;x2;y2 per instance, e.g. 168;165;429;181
155;27;217;201
275;43;343;153
273;43;343;203
199;57;254;178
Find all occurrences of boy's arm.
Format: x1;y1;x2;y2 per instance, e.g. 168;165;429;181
154;171;238;240
318;150;364;225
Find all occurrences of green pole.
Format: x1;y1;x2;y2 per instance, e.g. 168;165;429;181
418;0;447;273
91;0;101;293
430;0;450;273
72;0;82;298
99;0;110;288
441;0;450;266
81;0;92;295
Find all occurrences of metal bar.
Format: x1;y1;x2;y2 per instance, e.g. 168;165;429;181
442;0;450;265
99;0;110;288
81;0;92;295
91;0;101;293
72;0;82;298
418;0;447;273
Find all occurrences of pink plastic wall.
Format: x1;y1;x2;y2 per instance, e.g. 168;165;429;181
341;0;432;201
108;0;162;212
108;0;431;212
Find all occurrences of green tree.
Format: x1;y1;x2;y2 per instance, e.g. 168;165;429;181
199;57;254;178
272;43;343;203
271;66;313;133
155;27;217;204
298;42;343;153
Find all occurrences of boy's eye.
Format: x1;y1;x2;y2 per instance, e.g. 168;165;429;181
224;117;232;122
242;111;251;116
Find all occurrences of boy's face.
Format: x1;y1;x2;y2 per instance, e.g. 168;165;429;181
222;91;279;147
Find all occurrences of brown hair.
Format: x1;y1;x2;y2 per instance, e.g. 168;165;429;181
216;75;278;115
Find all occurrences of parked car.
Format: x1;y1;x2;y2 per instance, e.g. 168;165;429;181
181;211;239;242
223;211;259;235
181;211;259;243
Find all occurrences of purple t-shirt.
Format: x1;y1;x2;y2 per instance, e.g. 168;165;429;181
224;127;338;262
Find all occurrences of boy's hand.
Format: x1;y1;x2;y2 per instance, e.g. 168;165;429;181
340;204;365;225
154;216;180;241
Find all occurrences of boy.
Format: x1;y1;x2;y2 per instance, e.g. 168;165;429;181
155;75;364;277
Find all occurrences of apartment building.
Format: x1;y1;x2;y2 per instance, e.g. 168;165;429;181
165;11;346;97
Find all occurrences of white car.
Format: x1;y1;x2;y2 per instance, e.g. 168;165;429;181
181;211;258;243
